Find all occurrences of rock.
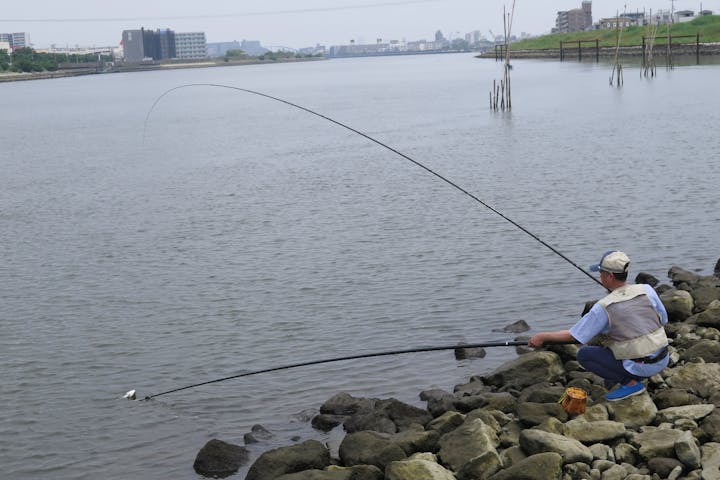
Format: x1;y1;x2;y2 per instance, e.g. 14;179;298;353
653;389;704;409
246;440;330;480
427;411;466;437
631;428;686;460
344;411;397;434
482;351;565;390
244;424;273;444
517;402;568;427
613;443;638;465
668;266;701;287
695;303;720;328
492;320;530;333
454;345;487;360
456;450;502;480
276;465;384;480
689;277;720;311
635;272;660;287
465;409;503;433
487;452;563;480
320;393;374;416
715;258;720;278
517;383;567;404
589;443;614;462
386;456;457;480
600;464;627;480
700;410;720;442
660;289;694;322
421;389;458;417
679;339;720;363
338;431;406;470
193;439;250;478
519;429;593;464
312;414;345;432
656;404;715;423
390;426;440;456
675;430;702;469
647;457;684;478
499;445;526;468
701;442;720;480
666;362;720;398
455;392;517;414
437;418;499;472
375;398;432;431
605;391;657;428
563;420;626;444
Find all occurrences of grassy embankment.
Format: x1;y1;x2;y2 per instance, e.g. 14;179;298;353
510;15;720;50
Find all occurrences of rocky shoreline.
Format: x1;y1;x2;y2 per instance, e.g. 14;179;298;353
194;259;720;480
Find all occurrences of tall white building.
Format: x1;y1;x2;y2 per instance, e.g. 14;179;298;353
175;32;208;59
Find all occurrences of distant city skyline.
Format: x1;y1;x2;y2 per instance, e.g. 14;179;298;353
2;0;718;49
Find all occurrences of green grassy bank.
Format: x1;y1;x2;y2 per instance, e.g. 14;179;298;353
510;15;720;50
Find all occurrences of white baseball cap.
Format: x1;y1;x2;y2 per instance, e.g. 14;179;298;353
589;251;630;274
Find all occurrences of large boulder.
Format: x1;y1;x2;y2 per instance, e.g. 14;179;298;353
665;362;720;398
338;431;406;470
389;425;440;455
690;277;720;311
246;440;331;480
656;404;715;423
427;411;466;437
276;465;384;480
630;428;686;460
679;339;720;363
482;351;565;390
518;429;593;464
486;452;563;480
605;391;658;428
456;450;502;480
695;302;720;328
386;454;457;480
516;402;567;427
562;420;627;444
193;439;249;478
659;289;694;322
701;442;720;480
437;418;499;472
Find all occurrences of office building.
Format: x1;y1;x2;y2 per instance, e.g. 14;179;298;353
121;28;176;62
555;1;593;33
175;32;207;59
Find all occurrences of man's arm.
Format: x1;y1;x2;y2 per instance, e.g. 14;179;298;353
528;330;577;348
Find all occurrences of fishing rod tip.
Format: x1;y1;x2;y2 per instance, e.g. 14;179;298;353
123;389;136;400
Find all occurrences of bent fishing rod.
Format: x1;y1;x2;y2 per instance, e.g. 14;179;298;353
139;339;577;401
136;83;599;400
143;83;602;288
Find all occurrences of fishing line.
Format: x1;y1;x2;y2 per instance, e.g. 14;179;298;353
142;83;602;287
141;339;576;400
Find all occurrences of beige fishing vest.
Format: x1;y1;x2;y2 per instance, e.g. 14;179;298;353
597;284;668;360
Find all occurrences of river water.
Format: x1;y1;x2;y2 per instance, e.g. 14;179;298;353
1;53;718;479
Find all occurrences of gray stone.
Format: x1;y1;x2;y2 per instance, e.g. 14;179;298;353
589;443;615;462
701;442;720;480
631;428;686;460
533;416;565;435
653;389;704;409
519;429;593;464
386;457;457;480
499;445;526;469
455;392;517;414
193;439;249;478
276;467;383;480
493;319;531;333
482;351;566;390
605;391;657;428
375;398;433;432
680;339;720;363
647;457;684;478
437;418;499;472
456;450;502;480
656;404;715;424
666;362;720;398
613;443;638;465
487;452;563;480
465;409;503;433
320;392;374;416
517;402;568;427
600;464;627;480
427;411;465;436
421;389;458;417
696;303;720;328
563;420;626;444
675;430;702;470
454;346;487;360
517;383;567;404
244;424;273;444
668;266;701;287
338;431;406;470
636;272;660;287
660;289;695;322
246;440;330;480
700;410;720;442
344;411;396;434
390;426;440;456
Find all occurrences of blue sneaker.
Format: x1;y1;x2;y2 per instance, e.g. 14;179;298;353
606;382;645;401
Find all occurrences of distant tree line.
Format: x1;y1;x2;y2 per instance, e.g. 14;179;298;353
0;47;112;73
223;49;324;62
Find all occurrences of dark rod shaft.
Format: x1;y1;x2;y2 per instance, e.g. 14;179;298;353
143;83;603;287
143;340;576;400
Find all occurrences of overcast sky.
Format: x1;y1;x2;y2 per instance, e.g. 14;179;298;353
1;0;717;49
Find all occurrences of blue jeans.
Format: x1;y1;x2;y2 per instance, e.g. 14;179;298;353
576;345;640;386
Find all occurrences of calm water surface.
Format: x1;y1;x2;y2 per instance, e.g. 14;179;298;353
1;54;719;479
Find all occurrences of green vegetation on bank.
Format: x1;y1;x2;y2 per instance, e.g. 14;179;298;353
510;15;720;50
0;47;112;72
